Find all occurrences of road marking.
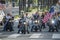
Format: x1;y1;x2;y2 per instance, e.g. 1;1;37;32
0;39;2;40
8;34;21;38
0;33;2;35
52;34;60;39
29;33;41;38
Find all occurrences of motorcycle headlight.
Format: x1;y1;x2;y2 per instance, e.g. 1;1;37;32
51;20;55;24
35;20;38;23
34;20;39;23
24;22;26;24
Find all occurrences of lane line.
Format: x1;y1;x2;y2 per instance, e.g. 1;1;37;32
0;33;2;35
8;33;21;38
52;34;60;39
0;39;2;40
29;33;41;38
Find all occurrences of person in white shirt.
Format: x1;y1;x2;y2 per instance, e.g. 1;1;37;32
3;13;14;31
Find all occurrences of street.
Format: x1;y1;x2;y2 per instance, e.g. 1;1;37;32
0;0;60;40
0;20;60;40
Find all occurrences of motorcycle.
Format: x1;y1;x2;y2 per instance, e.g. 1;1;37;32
6;18;14;32
31;20;41;32
48;19;58;32
21;21;29;34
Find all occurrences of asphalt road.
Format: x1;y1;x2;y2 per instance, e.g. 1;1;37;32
0;30;60;40
0;20;60;40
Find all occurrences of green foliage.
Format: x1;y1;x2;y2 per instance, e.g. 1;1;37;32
14;15;20;19
33;0;38;4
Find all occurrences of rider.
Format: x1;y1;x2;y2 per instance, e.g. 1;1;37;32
48;15;58;32
41;13;46;29
33;12;40;20
3;13;14;31
25;13;30;34
17;15;25;34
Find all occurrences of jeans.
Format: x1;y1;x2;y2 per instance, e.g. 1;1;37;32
18;27;23;33
3;21;8;31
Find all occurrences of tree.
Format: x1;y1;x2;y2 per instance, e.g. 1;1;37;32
53;0;58;5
